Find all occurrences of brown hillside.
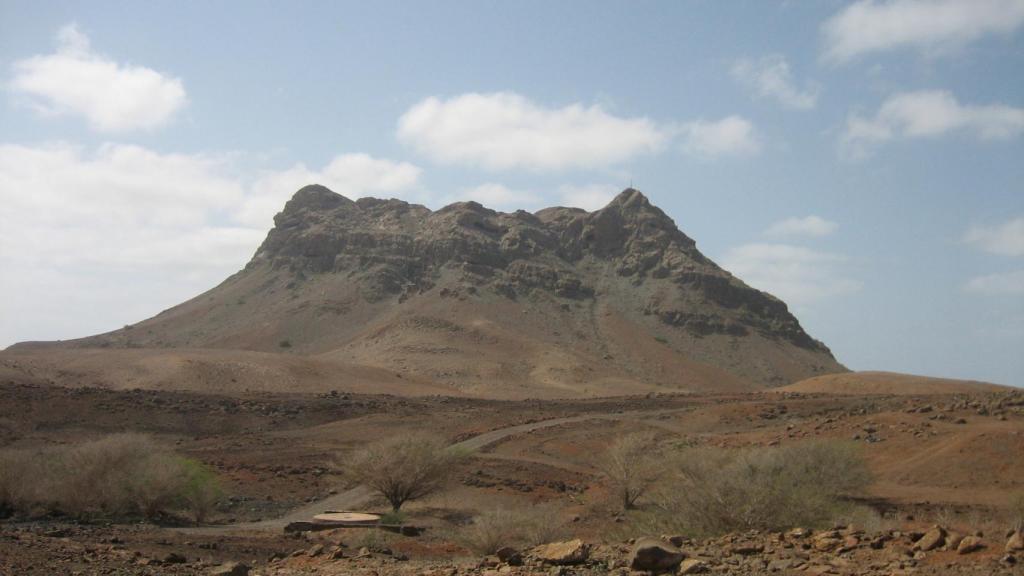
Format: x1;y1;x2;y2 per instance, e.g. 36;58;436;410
7;186;845;396
778;371;1010;396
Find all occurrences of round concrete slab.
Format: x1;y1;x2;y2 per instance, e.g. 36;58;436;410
312;512;381;524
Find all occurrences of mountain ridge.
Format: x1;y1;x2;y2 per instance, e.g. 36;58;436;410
8;185;845;397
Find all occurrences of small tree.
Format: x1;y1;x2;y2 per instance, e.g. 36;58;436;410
599;432;661;510
344;433;460;511
177;458;223;523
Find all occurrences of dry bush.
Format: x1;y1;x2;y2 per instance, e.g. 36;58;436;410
344;433;463;511
639;440;871;538
1012;492;1024;533
598;431;662;510
455;503;568;554
0;450;36;517
353;527;394;551
0;434;221;522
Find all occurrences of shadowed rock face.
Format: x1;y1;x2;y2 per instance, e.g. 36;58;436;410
20;185;845;392
251;186;828;352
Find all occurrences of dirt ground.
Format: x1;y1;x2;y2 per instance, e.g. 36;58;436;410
2;377;1023;575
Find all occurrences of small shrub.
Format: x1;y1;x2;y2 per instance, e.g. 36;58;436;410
455;504;568;555
353;528;393;552
640;440;871;537
0;450;34;517
379;510;407;525
279;339;292;348
343;433;463;511
1012;491;1024;532
654;336;668;344
456;508;521;555
0;434;223;522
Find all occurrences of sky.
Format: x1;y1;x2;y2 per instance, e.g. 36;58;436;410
0;0;1022;386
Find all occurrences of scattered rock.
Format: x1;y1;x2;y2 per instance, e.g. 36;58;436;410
913;526;945;552
209;562;250;576
628;537;685;572
1008;530;1024;553
957;535;984;554
495;546;523;566
678;558;708;574
945;531;964;551
532;539;589;565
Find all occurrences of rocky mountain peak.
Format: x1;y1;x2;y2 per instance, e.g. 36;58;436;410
68;184;843;391
284;184;352;212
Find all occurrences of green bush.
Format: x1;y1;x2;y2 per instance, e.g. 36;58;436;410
177;458;223;523
639;440;871;537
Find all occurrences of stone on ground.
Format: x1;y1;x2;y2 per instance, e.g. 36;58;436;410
532;539;589;565
628;537;685;572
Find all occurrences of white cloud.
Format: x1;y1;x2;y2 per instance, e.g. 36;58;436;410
721;243;861;308
965;270;1024;294
433;182;619;213
396;92;668;171
436;183;544;211
841;90;1024;158
822;0;1024;63
765;216;838;238
964;217;1024;256
731;55;819;109
0;142;421;346
679;116;762;158
10;24;187;132
556;184;619;211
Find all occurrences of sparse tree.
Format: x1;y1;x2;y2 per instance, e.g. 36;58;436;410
344;433;461;511
599;431;661;510
177;458;223;523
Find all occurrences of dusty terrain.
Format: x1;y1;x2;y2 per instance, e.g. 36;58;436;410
2;371;1022;575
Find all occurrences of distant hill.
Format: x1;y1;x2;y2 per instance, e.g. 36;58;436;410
8;186;845;397
777;371;1010;396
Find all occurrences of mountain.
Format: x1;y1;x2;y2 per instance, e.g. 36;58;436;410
8;186;845;398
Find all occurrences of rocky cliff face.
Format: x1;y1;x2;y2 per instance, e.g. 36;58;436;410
36;185;845;394
251;185;827;353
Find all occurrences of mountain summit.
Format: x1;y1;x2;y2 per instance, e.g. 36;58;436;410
28;186;844;397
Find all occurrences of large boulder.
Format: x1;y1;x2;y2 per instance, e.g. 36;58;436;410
628;538;685;572
532;539;589;565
